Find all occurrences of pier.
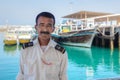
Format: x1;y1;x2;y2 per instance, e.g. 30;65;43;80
93;25;120;49
59;11;120;49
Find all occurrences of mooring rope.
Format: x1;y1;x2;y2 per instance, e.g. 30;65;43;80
96;28;118;39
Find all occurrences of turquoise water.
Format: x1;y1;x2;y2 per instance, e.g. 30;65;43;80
0;33;120;80
65;46;120;80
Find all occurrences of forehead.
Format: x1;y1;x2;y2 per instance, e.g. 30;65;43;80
37;16;54;24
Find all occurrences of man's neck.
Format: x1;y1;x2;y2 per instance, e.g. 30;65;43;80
38;38;50;46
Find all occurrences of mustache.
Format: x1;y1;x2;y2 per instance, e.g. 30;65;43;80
40;31;50;34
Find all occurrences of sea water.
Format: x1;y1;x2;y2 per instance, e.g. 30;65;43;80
0;33;120;80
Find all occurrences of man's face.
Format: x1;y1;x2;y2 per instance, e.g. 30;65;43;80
35;16;54;41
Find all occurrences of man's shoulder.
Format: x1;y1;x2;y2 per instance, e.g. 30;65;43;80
55;44;66;54
22;42;34;49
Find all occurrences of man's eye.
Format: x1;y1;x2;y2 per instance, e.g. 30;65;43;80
38;24;44;27
47;25;52;27
47;24;52;27
39;24;44;26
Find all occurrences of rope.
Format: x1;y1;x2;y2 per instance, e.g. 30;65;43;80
96;28;118;39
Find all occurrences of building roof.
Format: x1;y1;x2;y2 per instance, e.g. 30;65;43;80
62;11;112;19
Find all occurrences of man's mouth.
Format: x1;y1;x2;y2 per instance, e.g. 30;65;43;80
40;31;50;34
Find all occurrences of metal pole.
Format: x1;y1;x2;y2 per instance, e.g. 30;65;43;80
110;26;114;50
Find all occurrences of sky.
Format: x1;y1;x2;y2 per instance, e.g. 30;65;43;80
0;0;120;25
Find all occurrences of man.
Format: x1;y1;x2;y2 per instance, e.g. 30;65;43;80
16;12;68;80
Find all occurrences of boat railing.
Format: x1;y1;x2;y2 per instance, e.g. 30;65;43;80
59;24;95;33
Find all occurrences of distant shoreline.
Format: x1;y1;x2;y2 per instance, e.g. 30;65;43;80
0;27;7;32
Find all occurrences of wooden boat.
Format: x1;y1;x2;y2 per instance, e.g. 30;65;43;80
52;26;98;48
52;11;110;47
17;26;35;44
18;34;31;44
3;28;17;45
4;38;17;45
52;11;120;48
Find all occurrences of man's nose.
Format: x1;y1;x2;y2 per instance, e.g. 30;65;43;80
42;26;48;31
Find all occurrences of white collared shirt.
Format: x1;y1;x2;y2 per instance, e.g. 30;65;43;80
16;38;68;80
41;46;47;52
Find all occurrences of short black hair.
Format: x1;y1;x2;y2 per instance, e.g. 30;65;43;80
35;12;55;26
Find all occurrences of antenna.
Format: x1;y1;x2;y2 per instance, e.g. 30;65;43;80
69;1;74;12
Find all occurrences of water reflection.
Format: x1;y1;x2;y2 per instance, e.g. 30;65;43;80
91;47;120;79
65;45;120;79
3;45;17;55
64;45;93;66
64;45;94;79
118;50;120;74
18;45;22;50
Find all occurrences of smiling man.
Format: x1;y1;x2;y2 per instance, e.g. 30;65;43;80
16;12;68;80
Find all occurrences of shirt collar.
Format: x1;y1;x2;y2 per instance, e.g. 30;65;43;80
33;37;56;48
47;38;57;48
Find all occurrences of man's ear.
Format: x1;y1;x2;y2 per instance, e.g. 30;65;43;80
35;25;38;34
35;25;37;30
52;27;55;32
